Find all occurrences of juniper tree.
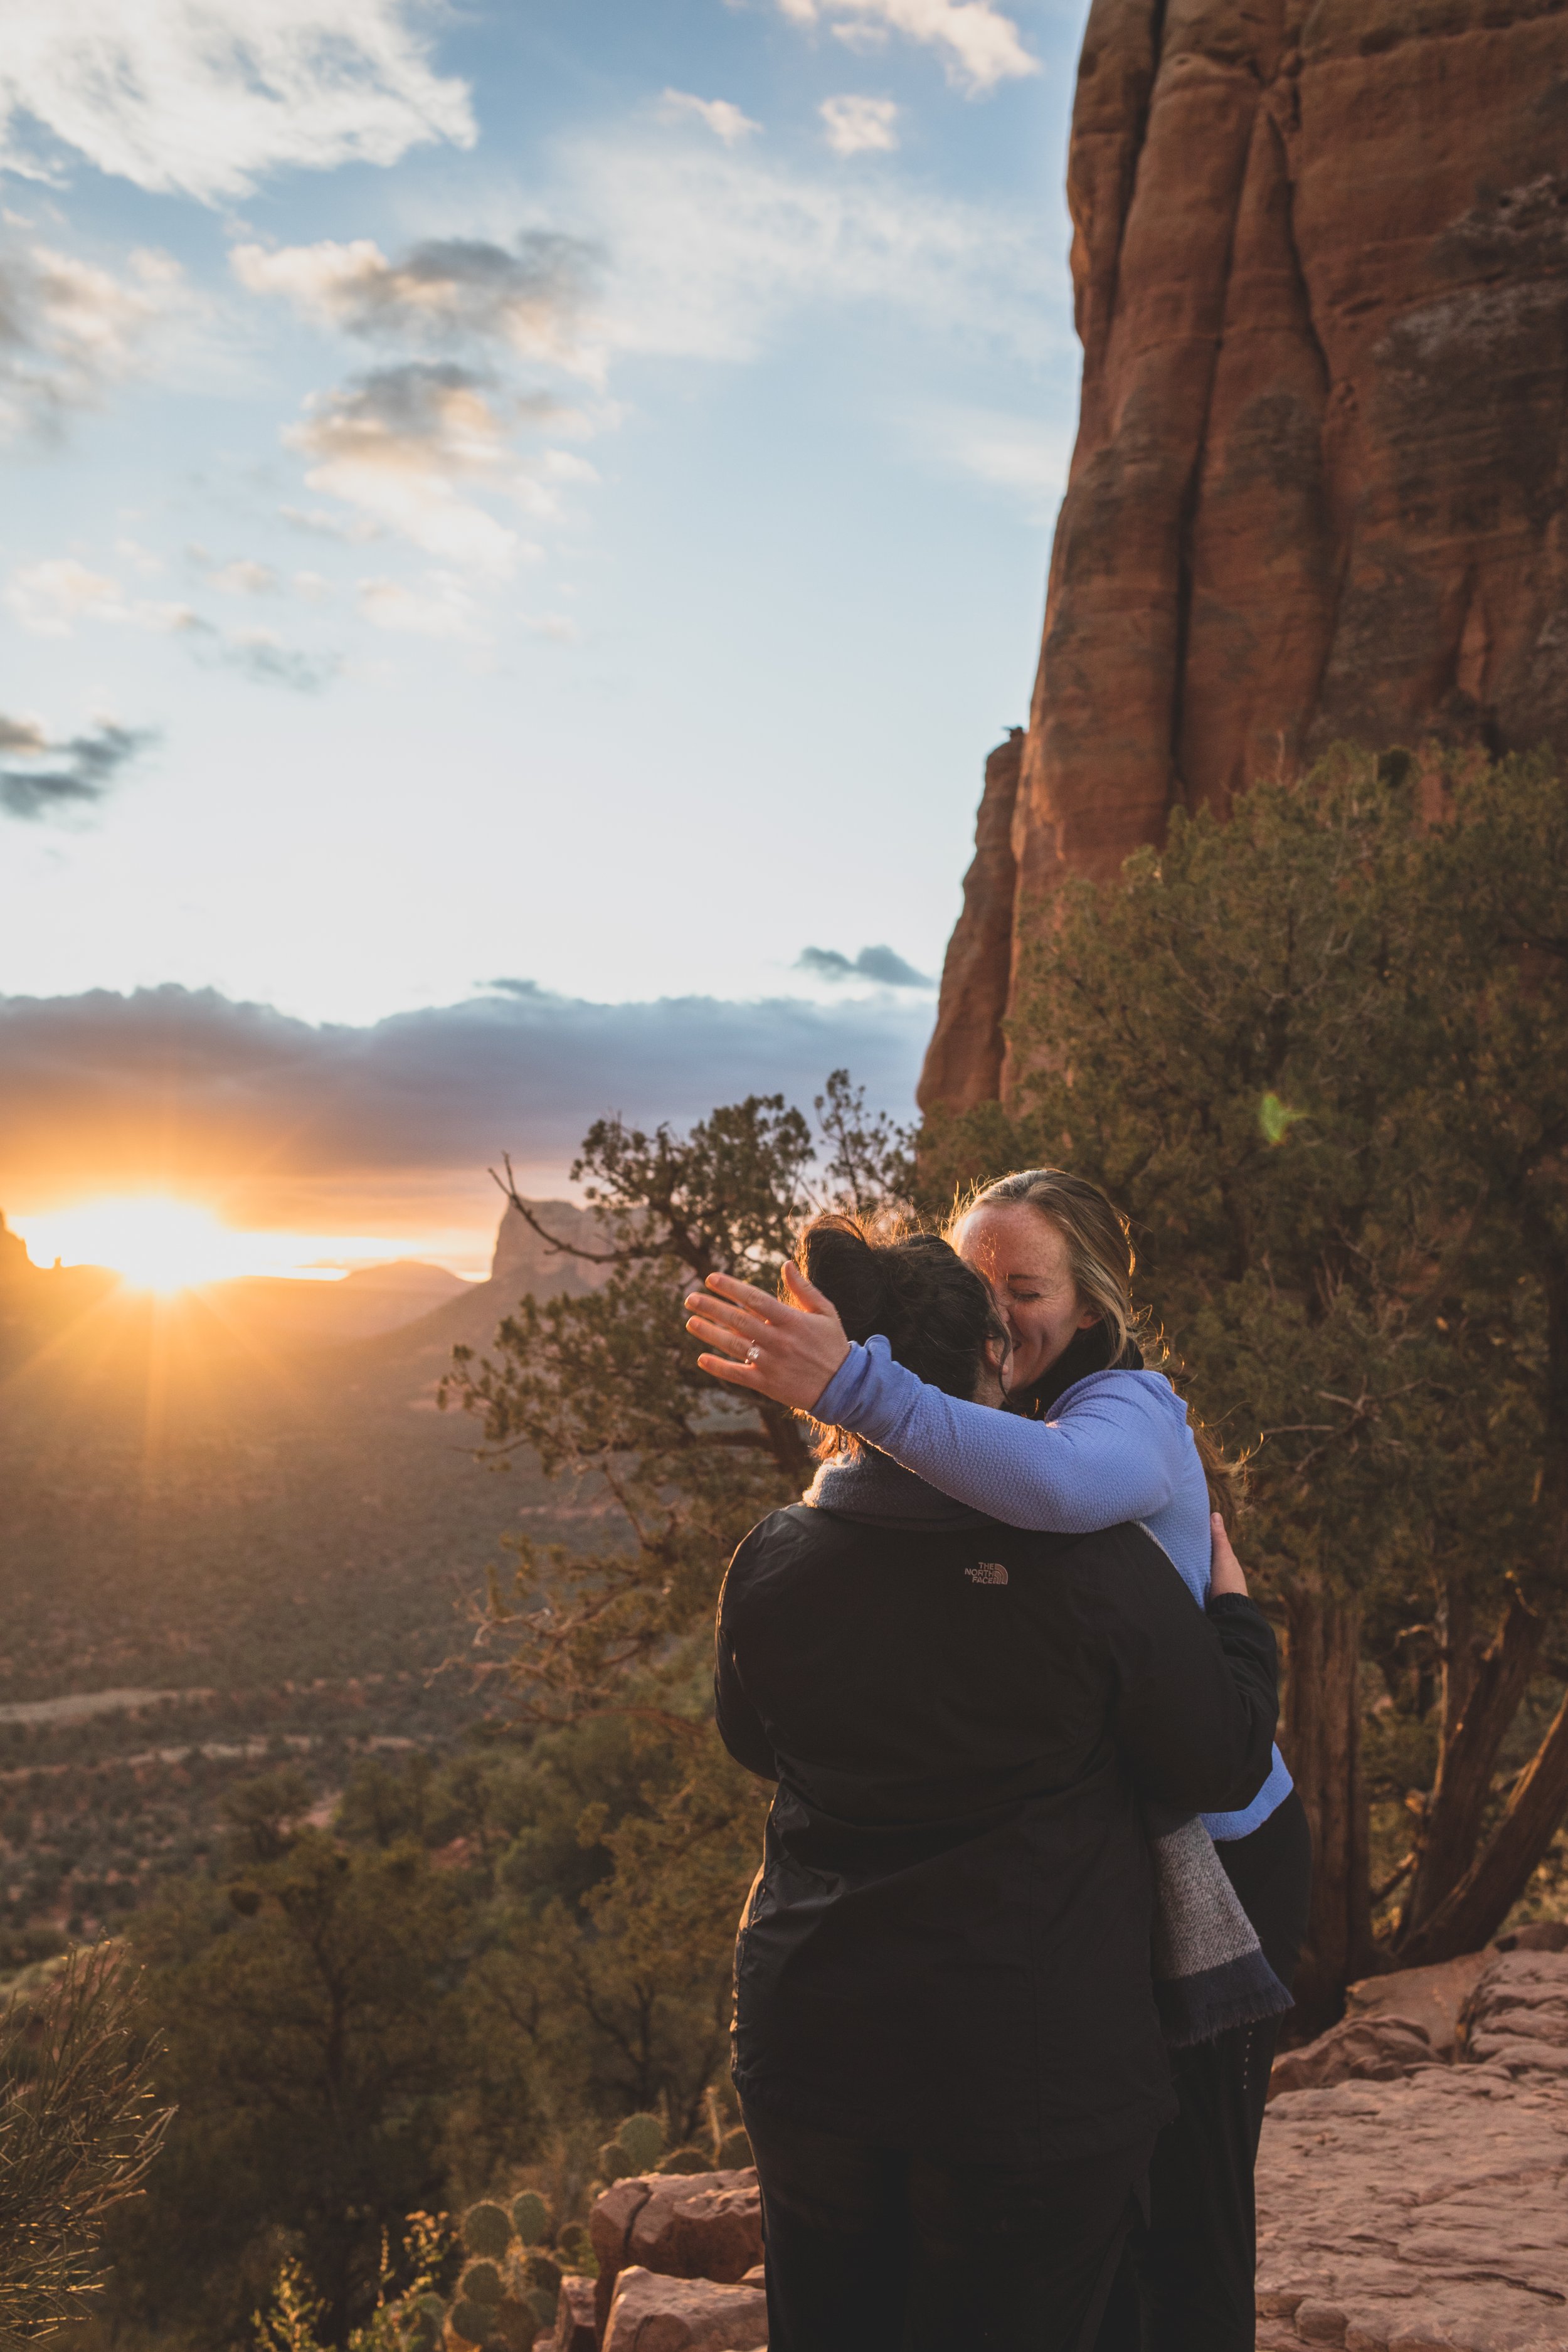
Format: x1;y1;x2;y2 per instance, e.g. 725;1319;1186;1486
919;747;1568;2020
439;1076;911;2100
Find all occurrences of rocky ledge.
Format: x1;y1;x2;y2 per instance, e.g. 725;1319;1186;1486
1256;1947;1568;2349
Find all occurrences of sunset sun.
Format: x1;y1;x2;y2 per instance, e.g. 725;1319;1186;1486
28;1195;252;1294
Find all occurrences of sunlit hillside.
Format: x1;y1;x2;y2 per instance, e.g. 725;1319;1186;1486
0;1200;608;1960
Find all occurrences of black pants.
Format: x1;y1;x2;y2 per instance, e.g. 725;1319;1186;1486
1095;1789;1314;2352
742;2099;1154;2352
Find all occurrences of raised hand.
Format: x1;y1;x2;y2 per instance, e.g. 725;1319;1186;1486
684;1263;852;1410
1207;1512;1251;1597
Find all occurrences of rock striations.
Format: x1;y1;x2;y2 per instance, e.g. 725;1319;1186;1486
922;0;1568;1110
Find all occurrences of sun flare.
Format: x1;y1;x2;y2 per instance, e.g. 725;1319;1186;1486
19;1195;261;1295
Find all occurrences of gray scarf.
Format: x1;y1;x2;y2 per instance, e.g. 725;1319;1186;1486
805;1450;1292;2048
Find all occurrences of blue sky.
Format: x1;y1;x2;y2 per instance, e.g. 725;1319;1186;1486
0;0;1088;1261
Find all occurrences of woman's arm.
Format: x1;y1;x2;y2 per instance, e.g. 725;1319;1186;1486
815;1337;1180;1533
685;1267;1181;1534
1079;1528;1279;1816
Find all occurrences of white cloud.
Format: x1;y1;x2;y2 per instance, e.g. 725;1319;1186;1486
772;0;1036;92
282;505;382;545
659;91;761;146
819;95;899;154
5;557;338;689
358;571;482;639
5;557;195;636
566;132;1061;369
0;0;475;202
287;363;569;575
0;240;184;438
232;231;596;372
206;559;280;596
926;405;1074;513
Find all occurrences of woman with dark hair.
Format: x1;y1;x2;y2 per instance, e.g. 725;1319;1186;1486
714;1210;1280;2352
691;1172;1313;2352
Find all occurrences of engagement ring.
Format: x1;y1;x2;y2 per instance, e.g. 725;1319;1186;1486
745;1343;761;1365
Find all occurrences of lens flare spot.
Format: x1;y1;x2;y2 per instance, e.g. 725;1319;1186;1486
1259;1092;1308;1146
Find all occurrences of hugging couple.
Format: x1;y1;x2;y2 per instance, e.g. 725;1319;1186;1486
684;1169;1313;2352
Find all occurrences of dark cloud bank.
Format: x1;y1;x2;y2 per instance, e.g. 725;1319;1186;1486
0;716;153;818
0;980;931;1196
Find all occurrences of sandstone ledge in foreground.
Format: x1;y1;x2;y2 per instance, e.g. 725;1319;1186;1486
1254;2062;1568;2349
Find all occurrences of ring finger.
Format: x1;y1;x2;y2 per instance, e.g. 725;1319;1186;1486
686;1310;768;1362
681;1291;770;1337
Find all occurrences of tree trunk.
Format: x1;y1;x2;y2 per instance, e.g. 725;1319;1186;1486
1396;1581;1544;1950
1395;1229;1568;1965
1279;1582;1372;2029
1396;1681;1568;1964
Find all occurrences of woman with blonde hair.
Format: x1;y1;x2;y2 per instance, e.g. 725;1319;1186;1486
687;1168;1311;2352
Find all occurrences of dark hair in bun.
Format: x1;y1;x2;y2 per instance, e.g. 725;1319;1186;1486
795;1212;1006;1444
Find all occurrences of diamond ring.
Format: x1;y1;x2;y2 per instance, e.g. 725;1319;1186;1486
744;1343;761;1366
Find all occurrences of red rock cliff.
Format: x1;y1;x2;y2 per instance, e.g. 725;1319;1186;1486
921;0;1568;1111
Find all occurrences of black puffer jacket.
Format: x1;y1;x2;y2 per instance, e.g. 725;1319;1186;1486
715;1501;1278;2166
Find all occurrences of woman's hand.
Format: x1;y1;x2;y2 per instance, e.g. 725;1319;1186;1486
1207;1512;1251;1598
684;1264;852;1409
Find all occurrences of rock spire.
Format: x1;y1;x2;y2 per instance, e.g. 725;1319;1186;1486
923;0;1568;1110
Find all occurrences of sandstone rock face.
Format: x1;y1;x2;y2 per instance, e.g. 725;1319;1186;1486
1269;1948;1493;2094
1466;1948;1568;2077
588;2171;762;2338
917;729;1022;1111
1256;2066;1568;2349
921;0;1568;1111
1343;1947;1493;2055
598;2265;767;2352
1268;2008;1439;2097
1256;1953;1568;2347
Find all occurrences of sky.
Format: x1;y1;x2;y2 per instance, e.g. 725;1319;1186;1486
0;0;1090;1276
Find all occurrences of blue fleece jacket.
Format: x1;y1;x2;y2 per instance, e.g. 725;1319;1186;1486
812;1337;1293;1841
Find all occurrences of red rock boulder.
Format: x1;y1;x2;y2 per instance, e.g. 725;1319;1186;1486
588;2171;762;2338
598;2265;767;2352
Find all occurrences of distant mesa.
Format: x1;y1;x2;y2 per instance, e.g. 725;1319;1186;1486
336;1259;468;1298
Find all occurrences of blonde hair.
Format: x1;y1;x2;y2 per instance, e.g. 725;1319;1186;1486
948;1167;1246;1527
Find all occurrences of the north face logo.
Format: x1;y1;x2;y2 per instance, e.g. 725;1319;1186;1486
965;1560;1009;1586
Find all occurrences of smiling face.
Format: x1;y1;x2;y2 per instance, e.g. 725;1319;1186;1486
952;1201;1099;1393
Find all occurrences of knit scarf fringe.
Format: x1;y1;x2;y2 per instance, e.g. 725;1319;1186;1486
1148;1811;1294;2048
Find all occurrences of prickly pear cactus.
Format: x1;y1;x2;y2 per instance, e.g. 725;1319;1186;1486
554;2221;595;2275
447;2299;489;2347
522;2250;561;2299
461;2201;514;2260
509;2190;549;2247
659;2146;708;2175
714;2126;753;2168
458;2260;503;2307
616;2111;665;2173
596;2139;630;2185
